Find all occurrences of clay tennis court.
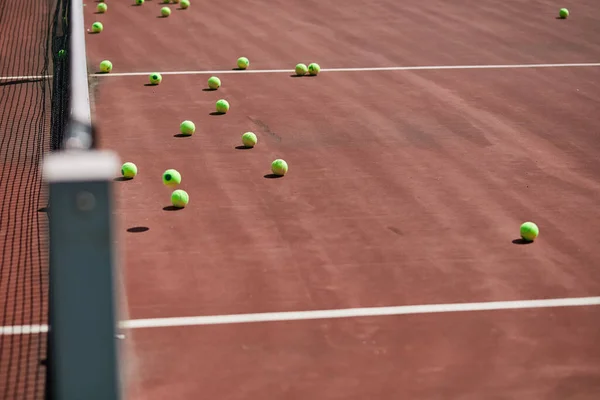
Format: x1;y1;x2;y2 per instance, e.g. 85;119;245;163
83;0;600;398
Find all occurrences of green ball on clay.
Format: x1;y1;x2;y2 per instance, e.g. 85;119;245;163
241;132;257;147
121;162;138;179
216;99;230;114
237;57;250;69
99;60;113;73
295;63;308;76
91;22;103;33
271;159;288;176
308;63;321;75
171;189;189;208
149;73;162;85
520;222;539;242
162;169;182;186
208;76;221;89
180;120;195;136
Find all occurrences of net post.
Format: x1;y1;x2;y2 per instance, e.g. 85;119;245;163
43;147;122;400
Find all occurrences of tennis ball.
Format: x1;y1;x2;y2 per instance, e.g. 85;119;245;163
97;3;107;13
161;7;171;16
180;0;190;8
180;120;195;136
121;162;138;179
207;76;221;89
215;99;230;114
162;169;182;186
520;222;539;242
172;0;180;3
308;63;321;75
295;63;308;76
99;60;113;73
149;73;162;85
242;132;257;147
57;49;66;59
237;57;250;69
171;189;189;208
162;0;170;3
91;22;103;33
559;8;569;19
271;159;288;176
135;0;144;5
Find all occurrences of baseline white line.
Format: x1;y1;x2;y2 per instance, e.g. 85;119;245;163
3;296;600;335
93;62;600;78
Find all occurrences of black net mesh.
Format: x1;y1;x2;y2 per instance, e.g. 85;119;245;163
50;0;70;152
0;0;70;398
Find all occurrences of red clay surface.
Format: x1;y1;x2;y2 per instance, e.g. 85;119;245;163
84;0;600;398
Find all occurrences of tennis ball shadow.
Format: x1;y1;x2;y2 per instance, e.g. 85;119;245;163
173;133;191;138
95;71;110;75
235;145;253;150
113;176;132;182
290;74;317;78
231;67;246;71
144;83;158;86
264;174;283;179
87;31;100;35
127;226;149;233
512;238;533;245
156;15;168;18
202;88;217;92
37;207;49;213
209;111;225;116
163;205;184;211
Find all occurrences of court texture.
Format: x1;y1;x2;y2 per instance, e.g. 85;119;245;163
1;0;600;399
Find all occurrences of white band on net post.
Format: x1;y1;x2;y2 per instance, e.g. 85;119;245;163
42;150;120;183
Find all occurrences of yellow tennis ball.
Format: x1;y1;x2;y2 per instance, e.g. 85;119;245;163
91;22;103;33
180;120;195;136
207;76;221;89
162;169;182;186
271;159;288;176
237;57;250;69
97;3;107;13
149;73;162;85
121;162;137;178
559;8;569;19
215;99;230;114
308;63;321;75
520;222;539;242
161;7;171;16
242;132;257;147
99;60;113;73
180;0;190;8
295;63;308;76
135;0;144;5
171;189;189;208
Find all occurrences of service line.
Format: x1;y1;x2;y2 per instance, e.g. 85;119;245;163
2;296;600;335
2;62;600;81
94;62;600;78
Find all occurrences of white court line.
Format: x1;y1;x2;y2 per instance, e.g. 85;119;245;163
1;62;599;81
2;296;600;335
95;62;600;78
